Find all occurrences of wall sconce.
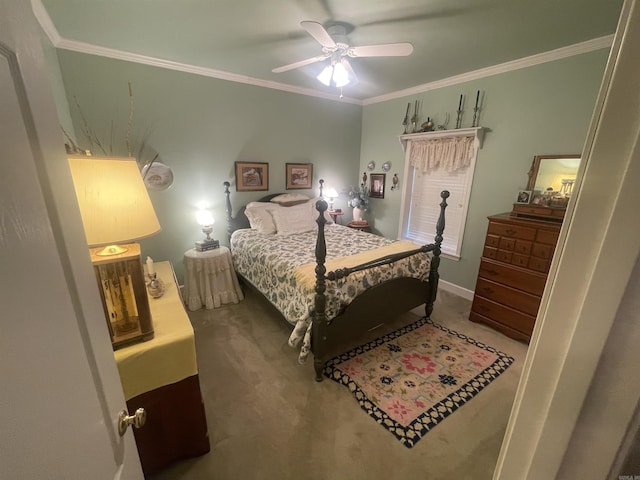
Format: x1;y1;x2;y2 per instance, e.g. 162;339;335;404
195;209;219;251
68;156;161;349
325;187;339;211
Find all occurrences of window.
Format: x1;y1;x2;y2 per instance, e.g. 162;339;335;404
398;128;484;260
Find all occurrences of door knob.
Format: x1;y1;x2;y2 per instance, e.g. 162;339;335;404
118;407;147;436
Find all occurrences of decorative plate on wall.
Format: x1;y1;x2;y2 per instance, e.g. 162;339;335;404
141;161;174;190
382;161;391;172
367;161;375;171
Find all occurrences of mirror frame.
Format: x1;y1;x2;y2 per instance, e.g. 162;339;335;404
526;154;581;192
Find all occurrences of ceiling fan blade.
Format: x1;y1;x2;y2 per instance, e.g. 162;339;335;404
272;53;330;73
300;20;336;48
349;43;414;58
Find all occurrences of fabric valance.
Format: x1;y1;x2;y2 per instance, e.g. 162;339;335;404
409;135;478;173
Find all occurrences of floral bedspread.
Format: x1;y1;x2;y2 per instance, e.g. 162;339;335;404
230;224;432;363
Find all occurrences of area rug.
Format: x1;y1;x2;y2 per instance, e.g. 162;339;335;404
323;316;514;448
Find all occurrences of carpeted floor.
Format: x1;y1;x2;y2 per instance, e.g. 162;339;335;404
149;287;528;480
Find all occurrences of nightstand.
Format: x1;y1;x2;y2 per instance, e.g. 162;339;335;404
347;220;372;233
183;246;244;311
328;210;344;224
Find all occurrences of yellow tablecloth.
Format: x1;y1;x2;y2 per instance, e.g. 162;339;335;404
114;261;198;400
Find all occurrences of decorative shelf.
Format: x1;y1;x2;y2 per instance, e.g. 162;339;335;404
399;127;486;152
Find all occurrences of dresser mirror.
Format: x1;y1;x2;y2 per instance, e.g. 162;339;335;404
527;154;581;193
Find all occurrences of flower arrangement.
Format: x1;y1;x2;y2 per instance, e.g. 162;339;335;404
348;183;369;211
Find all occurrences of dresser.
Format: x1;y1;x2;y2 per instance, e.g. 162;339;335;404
469;211;562;341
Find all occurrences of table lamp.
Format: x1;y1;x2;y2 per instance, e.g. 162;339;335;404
68;156;161;349
195;209;219;251
325;187;339;212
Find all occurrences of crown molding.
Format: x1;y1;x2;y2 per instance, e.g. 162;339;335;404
33;0;612;108
55;37;362;105
363;35;614;105
32;0;61;45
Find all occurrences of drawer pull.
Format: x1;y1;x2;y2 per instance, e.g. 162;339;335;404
478;305;489;311
481;287;495;295
505;229;517;235
485;269;499;276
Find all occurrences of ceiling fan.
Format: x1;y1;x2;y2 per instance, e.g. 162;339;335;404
272;21;413;88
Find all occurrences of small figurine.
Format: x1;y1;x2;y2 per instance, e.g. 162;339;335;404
362;171;367;184
421;117;434;132
391;173;399;191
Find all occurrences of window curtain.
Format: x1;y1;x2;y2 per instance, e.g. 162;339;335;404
409;135;478;173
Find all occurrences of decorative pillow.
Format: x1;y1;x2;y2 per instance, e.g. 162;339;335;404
270;193;310;206
271;201;317;235
245;202;280;234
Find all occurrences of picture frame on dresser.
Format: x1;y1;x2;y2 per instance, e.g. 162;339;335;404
516;190;532;204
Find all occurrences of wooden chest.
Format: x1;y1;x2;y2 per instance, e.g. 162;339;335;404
470;213;561;342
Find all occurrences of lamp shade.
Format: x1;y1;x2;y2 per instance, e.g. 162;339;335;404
325;187;339;199
68;157;161;247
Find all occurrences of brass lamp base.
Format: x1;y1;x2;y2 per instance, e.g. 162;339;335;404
90;243;154;349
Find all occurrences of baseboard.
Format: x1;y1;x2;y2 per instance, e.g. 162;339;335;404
439;279;475;301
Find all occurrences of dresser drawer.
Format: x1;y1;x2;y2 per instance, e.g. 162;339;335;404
532;243;553;259
488;222;536;241
483;246;497;260
471;296;536;336
498;237;516;250
511;253;530;268
536;229;559;245
496;250;513;263
478;259;547;296
529;257;550;273
474;278;541;316
485;234;500;248
514;240;532;254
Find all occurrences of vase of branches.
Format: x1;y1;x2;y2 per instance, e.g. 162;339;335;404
348;183;369;221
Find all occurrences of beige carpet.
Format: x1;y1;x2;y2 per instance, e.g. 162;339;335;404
149;287;528;480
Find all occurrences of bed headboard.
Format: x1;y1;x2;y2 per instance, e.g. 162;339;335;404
223;180;325;238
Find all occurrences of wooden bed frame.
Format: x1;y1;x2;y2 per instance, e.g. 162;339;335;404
223;180;449;381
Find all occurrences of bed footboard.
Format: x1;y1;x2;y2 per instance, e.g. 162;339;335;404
312;189;449;381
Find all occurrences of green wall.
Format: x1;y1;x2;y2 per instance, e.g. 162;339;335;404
55;48;608;291
56;51;362;283
360;49;609;291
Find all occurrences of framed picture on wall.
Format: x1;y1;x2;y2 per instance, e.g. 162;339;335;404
370;173;386;199
286;163;313;189
235;161;269;191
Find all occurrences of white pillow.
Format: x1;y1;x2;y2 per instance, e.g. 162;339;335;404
245;202;280;234
270;193;310;206
271;201;317;235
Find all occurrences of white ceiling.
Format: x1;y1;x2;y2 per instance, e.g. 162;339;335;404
37;0;623;103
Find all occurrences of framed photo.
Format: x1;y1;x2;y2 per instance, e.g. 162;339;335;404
531;193;549;206
370;173;386;199
516;190;532;204
235;161;269;191
286;163;313;189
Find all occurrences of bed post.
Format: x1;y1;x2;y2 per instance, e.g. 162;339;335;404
312;179;328;381
425;190;449;318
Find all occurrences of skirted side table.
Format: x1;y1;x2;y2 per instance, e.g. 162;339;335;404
183;246;244;311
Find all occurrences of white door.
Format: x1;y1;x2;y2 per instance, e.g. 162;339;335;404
0;1;143;479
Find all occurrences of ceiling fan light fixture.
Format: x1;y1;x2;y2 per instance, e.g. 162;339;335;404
333;62;350;87
317;64;333;86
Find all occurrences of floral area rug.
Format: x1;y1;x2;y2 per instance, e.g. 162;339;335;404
323;316;514;448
